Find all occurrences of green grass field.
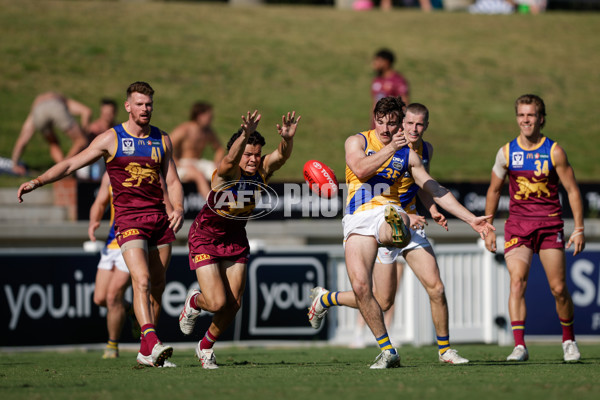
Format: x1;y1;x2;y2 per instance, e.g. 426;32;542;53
1;344;599;399
1;1;599;187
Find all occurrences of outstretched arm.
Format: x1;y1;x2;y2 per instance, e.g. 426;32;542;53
263;111;300;179
415;142;447;230
417;189;448;230
17;130;113;202
215;110;261;183
410;151;494;239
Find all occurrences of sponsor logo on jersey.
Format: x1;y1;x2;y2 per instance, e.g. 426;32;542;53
512;152;524;168
505;237;518;249
392;156;404;170
122;138;135;155
366;150;376;156
194;254;211;263
120;229;140;238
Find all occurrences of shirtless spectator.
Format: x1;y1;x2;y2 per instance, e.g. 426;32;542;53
77;98;118;181
11;92;92;175
171;102;225;198
88;99;118;138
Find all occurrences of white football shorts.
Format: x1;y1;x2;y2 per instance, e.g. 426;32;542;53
342;204;406;245
97;247;129;273
375;225;432;264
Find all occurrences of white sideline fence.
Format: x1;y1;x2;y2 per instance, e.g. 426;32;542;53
298;239;514;347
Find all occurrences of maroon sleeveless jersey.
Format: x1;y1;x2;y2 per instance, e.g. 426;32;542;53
191;169;267;239
105;123;167;218
506;136;562;219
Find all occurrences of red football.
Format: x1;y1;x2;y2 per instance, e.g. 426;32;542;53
303;160;339;199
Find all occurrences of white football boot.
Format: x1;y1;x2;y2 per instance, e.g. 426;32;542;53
196;343;219;370
506;345;529;361
370;349;401;369
562;340;581;362
152;342;173;367
439;349;469;364
307;287;329;329
179;289;202;335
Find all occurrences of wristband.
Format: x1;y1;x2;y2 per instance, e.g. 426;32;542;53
25;178;43;191
569;231;584;240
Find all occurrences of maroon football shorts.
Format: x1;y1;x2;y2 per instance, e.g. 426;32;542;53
115;212;175;248
504;217;564;255
188;230;249;270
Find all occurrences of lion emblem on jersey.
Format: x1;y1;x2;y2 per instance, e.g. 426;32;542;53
123;162;159;187
514;176;551;200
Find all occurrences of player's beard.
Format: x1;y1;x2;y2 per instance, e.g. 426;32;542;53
135;112;152;127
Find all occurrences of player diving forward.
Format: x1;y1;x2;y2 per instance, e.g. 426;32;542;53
178;110;300;369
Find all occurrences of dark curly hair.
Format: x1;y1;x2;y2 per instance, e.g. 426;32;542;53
226;128;266;151
373;96;406;121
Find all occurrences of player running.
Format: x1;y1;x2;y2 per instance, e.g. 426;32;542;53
18;81;184;367
178;110;300;369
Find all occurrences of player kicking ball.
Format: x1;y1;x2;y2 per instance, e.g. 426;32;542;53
179;110;300;369
308;97;494;369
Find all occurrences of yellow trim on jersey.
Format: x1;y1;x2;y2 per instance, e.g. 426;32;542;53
550;141;557;167
122;123;150;139
503;143;510;169
104;128;118;163
161;131;167;154
517;135;546;151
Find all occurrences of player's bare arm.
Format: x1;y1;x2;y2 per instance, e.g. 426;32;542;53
410;150;494;239
161;134;184;233
483;147;508;252
263;111;300;178
214;110;261;187
553;144;585;255
345;131;405;180
17;130;115;203
88;172;111;242
417;190;448;231
484;171;505;253
416;141;448;230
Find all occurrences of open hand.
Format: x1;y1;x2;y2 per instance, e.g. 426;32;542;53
277;111;301;142
241;110;261;134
